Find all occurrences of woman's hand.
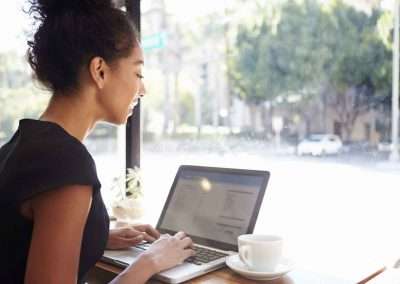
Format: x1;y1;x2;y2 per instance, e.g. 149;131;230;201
142;231;195;273
106;224;161;250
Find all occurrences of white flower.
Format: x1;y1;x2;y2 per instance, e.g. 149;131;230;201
126;167;143;199
110;167;143;205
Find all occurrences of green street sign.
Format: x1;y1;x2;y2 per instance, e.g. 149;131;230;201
141;32;167;52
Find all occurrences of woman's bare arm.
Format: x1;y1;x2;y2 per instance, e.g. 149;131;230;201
24;185;93;284
23;184;193;284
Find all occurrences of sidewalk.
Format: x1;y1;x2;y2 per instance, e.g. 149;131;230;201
376;160;400;172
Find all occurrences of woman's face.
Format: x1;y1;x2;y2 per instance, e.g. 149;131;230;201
99;45;145;124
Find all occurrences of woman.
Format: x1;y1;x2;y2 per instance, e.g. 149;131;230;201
0;0;194;283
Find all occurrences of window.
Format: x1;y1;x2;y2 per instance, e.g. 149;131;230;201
0;2;49;144
140;0;400;281
1;0;399;281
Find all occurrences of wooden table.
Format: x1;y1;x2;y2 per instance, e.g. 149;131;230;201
97;221;352;283
357;267;400;284
95;260;350;284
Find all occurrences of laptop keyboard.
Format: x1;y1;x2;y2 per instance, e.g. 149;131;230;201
135;242;228;265
186;246;229;265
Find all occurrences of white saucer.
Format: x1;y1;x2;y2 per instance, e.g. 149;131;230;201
226;254;294;281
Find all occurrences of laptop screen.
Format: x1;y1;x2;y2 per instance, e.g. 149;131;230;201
157;165;269;251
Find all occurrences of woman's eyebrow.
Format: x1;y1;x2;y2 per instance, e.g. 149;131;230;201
134;59;144;65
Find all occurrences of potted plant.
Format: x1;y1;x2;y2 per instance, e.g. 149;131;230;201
110;167;145;222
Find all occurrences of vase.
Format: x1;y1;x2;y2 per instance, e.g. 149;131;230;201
111;197;145;224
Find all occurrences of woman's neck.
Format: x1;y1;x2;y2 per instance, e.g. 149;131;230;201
40;93;98;142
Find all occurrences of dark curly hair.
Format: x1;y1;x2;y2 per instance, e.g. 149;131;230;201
27;0;139;94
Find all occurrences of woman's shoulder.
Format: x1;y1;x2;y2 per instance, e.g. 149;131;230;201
16;119;94;165
0;119;100;206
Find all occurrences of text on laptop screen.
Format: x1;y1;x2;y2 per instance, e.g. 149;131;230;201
159;168;265;246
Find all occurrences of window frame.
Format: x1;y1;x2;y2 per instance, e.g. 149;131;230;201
125;0;141;169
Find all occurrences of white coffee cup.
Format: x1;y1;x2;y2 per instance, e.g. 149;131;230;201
238;234;283;272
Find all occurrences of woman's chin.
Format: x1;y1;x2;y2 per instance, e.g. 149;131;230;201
107;109;134;125
105;113;131;125
127;108;134;118
122;109;134;123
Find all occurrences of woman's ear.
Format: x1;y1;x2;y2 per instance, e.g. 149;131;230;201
89;56;107;89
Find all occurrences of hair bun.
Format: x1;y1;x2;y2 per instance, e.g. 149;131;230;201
29;0;113;18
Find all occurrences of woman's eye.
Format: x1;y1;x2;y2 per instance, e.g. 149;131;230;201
136;73;144;79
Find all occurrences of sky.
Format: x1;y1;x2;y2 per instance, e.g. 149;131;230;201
161;0;229;21
0;0;397;53
0;0;30;53
1;0;229;53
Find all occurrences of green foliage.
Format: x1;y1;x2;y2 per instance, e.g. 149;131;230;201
231;0;335;104
230;0;393;138
231;0;392;105
0;52;50;142
326;2;391;93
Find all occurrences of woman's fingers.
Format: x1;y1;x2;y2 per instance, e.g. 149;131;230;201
122;229;155;243
131;234;144;243
173;232;194;251
174;231;187;240
179;237;194;249
121;227;140;238
117;235;144;247
117;229;192;249
159;233;171;240
141;231;156;242
184;248;196;258
135;224;161;239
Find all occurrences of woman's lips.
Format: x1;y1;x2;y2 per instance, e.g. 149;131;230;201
129;100;138;110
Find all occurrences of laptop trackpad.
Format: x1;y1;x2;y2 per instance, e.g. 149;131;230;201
158;262;203;277
103;247;142;264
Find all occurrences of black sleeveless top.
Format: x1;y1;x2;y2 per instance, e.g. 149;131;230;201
0;119;110;283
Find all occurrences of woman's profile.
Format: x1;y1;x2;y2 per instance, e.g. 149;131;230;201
0;0;194;283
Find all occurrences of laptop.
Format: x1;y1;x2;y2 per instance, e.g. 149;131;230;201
102;165;270;283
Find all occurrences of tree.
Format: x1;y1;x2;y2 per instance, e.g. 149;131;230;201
325;1;392;140
230;0;392;139
231;0;335;132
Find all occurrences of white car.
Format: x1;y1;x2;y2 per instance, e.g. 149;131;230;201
297;134;343;156
378;140;400;152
